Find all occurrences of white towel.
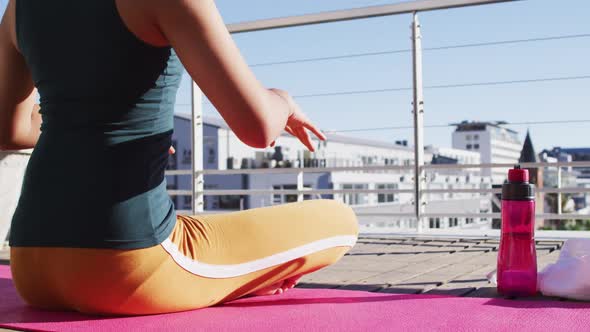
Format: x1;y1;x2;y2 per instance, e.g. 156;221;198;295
538;239;590;301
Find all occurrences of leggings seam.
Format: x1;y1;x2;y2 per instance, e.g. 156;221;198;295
160;235;358;279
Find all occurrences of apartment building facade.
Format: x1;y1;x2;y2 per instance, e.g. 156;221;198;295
452;121;522;183
168;114;493;230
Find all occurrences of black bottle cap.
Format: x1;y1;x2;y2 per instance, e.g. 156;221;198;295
502;165;535;201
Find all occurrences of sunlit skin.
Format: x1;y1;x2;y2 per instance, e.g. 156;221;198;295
0;0;329;296
250;274;303;297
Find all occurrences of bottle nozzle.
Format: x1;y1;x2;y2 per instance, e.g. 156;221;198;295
508;166;529;183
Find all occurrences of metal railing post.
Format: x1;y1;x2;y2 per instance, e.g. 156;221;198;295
557;166;562;215
411;12;426;232
191;82;205;214
297;170;304;202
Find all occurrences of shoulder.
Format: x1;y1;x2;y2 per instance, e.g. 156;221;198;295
117;0;221;48
115;0;175;47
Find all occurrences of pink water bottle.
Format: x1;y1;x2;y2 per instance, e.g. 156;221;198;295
497;165;537;297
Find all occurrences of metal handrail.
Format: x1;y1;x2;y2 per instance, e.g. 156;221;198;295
167;187;590;196
199;164;414;175
165;160;590;225
424;161;590;170
227;0;520;34
165;162;590;196
423;188;590;194
187;189;414;196
164;161;590;176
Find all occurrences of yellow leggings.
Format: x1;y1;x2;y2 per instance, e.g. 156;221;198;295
10;200;358;315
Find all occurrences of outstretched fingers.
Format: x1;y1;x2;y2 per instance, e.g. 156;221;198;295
296;127;314;152
284;124;325;152
303;122;326;141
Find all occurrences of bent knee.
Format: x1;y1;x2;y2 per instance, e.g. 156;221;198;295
309;199;359;236
332;200;359;236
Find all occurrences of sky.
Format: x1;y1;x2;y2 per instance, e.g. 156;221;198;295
2;0;589;151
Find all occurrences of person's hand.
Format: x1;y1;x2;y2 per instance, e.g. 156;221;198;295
269;89;326;152
169;146;176;155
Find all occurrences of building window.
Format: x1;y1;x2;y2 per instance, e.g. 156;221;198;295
480;183;489;197
385;158;399;166
474;144;480;150
341;184;368;206
449;218;459;227
429;218;441;229
208;148;216;164
182;149;192;164
166;177;177;189
272;184;311;205
466;218;474;224
272;185;282;204
474;134;479;140
183;196;192;210
466;144;473;150
466;135;472;141
377;183;399;203
218;195;241;210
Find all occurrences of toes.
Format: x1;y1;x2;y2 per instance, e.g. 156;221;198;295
252;282;283;296
249;275;305;297
284;274;303;288
281;275;302;292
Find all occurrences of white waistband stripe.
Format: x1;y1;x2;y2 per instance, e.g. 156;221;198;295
160;235;357;278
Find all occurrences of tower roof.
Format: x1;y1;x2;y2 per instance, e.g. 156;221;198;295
519;130;538;163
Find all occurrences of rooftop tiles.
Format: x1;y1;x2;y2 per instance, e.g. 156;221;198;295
0;236;565;300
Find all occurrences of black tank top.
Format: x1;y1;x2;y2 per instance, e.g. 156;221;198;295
9;0;182;249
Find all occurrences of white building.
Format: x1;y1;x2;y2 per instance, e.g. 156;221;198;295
541;148;590;214
425;146;482;170
452;121;522;183
169;114;493;230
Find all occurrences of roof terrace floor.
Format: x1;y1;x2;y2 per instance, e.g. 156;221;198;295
298;235;565;300
0;235;566;300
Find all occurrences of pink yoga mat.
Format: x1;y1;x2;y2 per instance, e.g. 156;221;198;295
1;265;589;332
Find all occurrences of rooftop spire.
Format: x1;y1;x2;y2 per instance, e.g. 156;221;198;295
519;130;538;163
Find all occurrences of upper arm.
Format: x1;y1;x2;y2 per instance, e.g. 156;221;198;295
0;0;37;149
134;0;281;146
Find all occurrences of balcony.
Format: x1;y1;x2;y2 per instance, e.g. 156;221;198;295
161;0;589;230
1;0;590;330
159;0;590;304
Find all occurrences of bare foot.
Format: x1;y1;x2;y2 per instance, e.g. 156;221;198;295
250;274;303;296
281;274;302;291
